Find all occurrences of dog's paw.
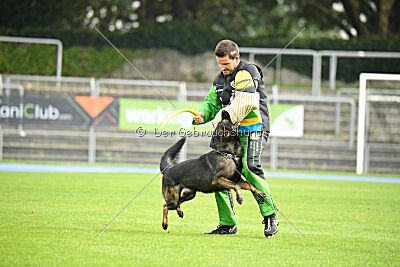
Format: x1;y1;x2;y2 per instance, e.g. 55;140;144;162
177;210;184;218
162;223;168;230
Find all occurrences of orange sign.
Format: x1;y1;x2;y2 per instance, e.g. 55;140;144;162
74;96;114;118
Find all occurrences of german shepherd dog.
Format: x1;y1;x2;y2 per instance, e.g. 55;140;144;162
160;110;266;230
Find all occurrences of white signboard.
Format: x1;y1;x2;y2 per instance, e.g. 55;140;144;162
270;104;304;137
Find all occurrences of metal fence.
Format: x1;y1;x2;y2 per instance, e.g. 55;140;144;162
240;47;400;96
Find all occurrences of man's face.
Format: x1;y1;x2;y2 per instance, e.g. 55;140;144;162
216;55;239;76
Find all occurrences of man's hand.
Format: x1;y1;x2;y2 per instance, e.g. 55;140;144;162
193;112;204;124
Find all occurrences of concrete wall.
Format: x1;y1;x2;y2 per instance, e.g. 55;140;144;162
111;48;312;84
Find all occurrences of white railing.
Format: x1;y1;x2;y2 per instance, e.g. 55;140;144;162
320;50;400;90
240;47;400;96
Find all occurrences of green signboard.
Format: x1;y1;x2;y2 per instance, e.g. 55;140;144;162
119;99;214;135
119;99;303;137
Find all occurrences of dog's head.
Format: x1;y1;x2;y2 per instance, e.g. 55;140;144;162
210;110;241;155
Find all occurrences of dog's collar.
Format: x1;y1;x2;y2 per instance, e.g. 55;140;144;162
215;150;236;159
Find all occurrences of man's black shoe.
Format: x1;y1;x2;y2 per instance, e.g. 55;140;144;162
204;225;238;235
263;213;279;237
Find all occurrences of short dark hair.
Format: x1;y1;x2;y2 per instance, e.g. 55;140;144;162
215;40;239;59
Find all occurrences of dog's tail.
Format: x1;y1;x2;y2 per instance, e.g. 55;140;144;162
160;136;187;173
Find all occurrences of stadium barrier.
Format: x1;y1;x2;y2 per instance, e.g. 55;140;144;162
0;74;399;173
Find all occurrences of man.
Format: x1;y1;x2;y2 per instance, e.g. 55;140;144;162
193;40;279;237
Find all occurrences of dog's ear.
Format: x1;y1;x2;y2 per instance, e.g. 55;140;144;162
221;110;231;123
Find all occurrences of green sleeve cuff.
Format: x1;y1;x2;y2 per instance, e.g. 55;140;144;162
192;85;222;125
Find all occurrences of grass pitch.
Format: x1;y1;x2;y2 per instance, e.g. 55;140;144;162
0;171;399;266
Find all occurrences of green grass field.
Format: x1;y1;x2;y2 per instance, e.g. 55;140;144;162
0;171;399;266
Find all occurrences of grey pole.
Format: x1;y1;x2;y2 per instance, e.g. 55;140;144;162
0;125;3;160
177;81;188;161
178;82;187;102
312;54;322;96
90;77;97;97
249;53;255;63
270;137;278;170
275;55;281;87
88;127;96;164
329;55;337;90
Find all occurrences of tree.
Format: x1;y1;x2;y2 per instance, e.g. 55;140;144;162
0;0;90;31
289;0;399;38
2;0;397;39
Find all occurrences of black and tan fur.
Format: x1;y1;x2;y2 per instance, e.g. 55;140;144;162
160;111;266;230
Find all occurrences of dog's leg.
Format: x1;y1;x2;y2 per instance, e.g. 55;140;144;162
162;203;169;230
212;176;243;205
237;179;266;200
176;204;184;218
176;188;196;218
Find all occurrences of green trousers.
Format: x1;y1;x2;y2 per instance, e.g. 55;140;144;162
215;132;277;226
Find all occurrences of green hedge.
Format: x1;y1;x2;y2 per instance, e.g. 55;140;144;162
0;43;58;76
0;43;138;77
63;47;138;77
1;21;400;82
